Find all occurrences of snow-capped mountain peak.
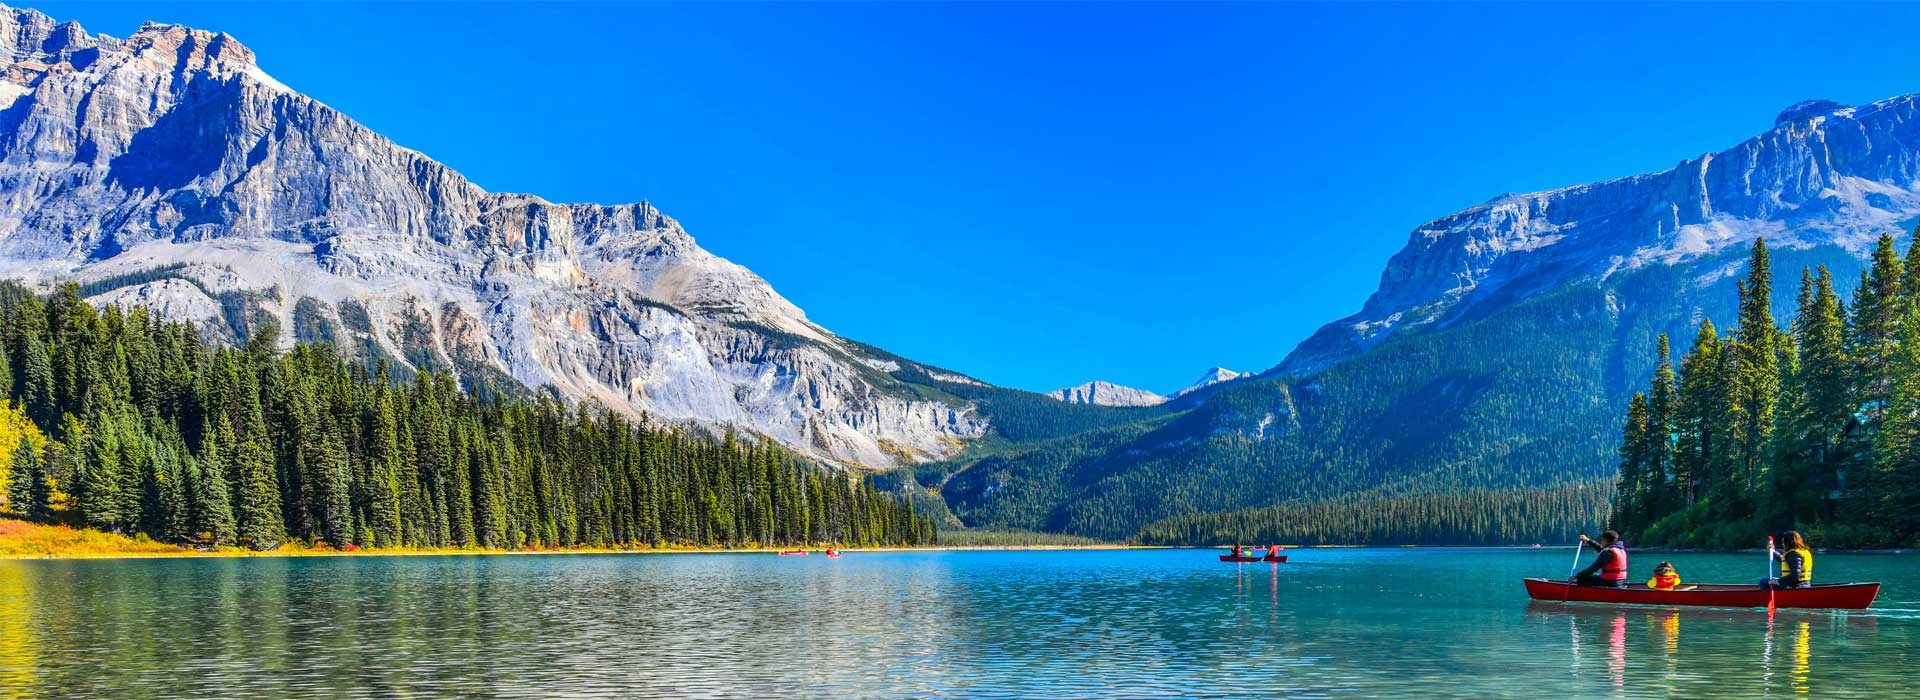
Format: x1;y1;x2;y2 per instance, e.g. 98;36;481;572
1172;367;1245;397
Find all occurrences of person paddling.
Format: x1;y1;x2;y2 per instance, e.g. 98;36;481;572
1763;530;1814;590
1570;530;1629;588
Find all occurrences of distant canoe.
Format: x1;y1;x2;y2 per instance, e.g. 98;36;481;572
1521;578;1879;610
778;550;809;556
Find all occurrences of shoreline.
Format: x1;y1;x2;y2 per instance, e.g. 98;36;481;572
0;543;1168;562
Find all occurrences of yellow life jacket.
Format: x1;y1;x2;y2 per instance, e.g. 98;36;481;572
1779;547;1813;582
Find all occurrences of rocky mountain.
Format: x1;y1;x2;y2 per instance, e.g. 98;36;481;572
1280;97;1920;375
1048;381;1164;407
0;5;989;469
937;95;1920;540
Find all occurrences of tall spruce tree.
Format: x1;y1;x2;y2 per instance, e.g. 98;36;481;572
193;417;237;545
1729;239;1780;510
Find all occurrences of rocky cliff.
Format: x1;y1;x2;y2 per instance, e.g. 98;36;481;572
0;6;986;468
1048;381;1165;407
1281;96;1920;373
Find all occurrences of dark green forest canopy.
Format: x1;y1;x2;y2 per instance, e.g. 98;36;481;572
1611;234;1920;548
0;281;934;551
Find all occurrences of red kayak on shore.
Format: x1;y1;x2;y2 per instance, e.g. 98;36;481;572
1522;578;1880;609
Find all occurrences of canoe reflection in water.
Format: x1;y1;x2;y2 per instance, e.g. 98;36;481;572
1525;602;1880;696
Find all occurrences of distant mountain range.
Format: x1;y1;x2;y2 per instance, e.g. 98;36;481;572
5;4;1916;542
1046;368;1246;407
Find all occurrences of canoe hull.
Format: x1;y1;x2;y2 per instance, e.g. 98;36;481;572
1522;577;1879;609
778;551;809;557
1264;555;1288;563
1219;555;1265;562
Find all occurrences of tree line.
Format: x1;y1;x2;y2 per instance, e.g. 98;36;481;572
1612;234;1920;547
1131;482;1612;546
0;281;935;550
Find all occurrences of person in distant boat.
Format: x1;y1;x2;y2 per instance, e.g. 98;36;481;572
1232;545;1244;558
1764;530;1814;590
1571;530;1629;587
1647;561;1682;590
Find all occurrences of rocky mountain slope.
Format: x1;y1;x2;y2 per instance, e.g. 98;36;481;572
0;5;989;469
1280;97;1920;374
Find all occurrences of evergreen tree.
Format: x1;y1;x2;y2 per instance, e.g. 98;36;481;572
192;417;237;545
1728;238;1780;511
1611;393;1650;533
5;435;46;519
1674;320;1732;505
1644;334;1679;514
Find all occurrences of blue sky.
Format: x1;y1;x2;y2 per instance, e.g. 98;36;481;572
32;2;1920;394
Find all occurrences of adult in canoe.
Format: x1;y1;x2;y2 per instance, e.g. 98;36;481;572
1762;530;1814;590
1571;530;1628;587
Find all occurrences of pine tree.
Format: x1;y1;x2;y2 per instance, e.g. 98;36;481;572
1873;291;1920;534
5;435;46;519
1612;393;1650;534
1851;233;1906;415
1674;319;1732;505
1728;238;1780;511
1644;333;1678;515
235;386;286;550
193;417;237;546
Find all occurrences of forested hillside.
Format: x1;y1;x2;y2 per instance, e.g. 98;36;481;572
1612;234;1920;547
0;282;934;551
1134;482;1613;546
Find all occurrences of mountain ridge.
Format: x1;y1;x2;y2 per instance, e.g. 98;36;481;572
1279;95;1918;375
0;4;993;470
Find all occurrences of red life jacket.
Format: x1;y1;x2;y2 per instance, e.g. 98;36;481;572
1601;543;1629;581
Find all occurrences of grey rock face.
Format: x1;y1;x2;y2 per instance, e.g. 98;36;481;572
0;5;985;468
1049;381;1165;407
1282;95;1920;374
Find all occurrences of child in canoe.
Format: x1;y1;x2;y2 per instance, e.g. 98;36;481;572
1647;561;1686;590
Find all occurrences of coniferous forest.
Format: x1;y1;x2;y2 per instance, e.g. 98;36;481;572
0;282;935;551
1611;233;1920;547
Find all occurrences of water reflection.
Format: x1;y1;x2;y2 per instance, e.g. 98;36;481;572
0;563;35;698
0;550;1912;698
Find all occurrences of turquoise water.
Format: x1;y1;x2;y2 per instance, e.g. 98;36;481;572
0;548;1915;698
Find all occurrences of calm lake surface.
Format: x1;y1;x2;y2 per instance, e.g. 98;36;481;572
0;548;1915;698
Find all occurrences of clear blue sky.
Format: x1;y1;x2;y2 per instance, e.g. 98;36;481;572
31;2;1920;394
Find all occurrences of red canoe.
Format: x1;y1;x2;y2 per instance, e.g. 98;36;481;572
778;550;809;556
1219;554;1265;562
1522;578;1880;610
1263;554;1289;563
